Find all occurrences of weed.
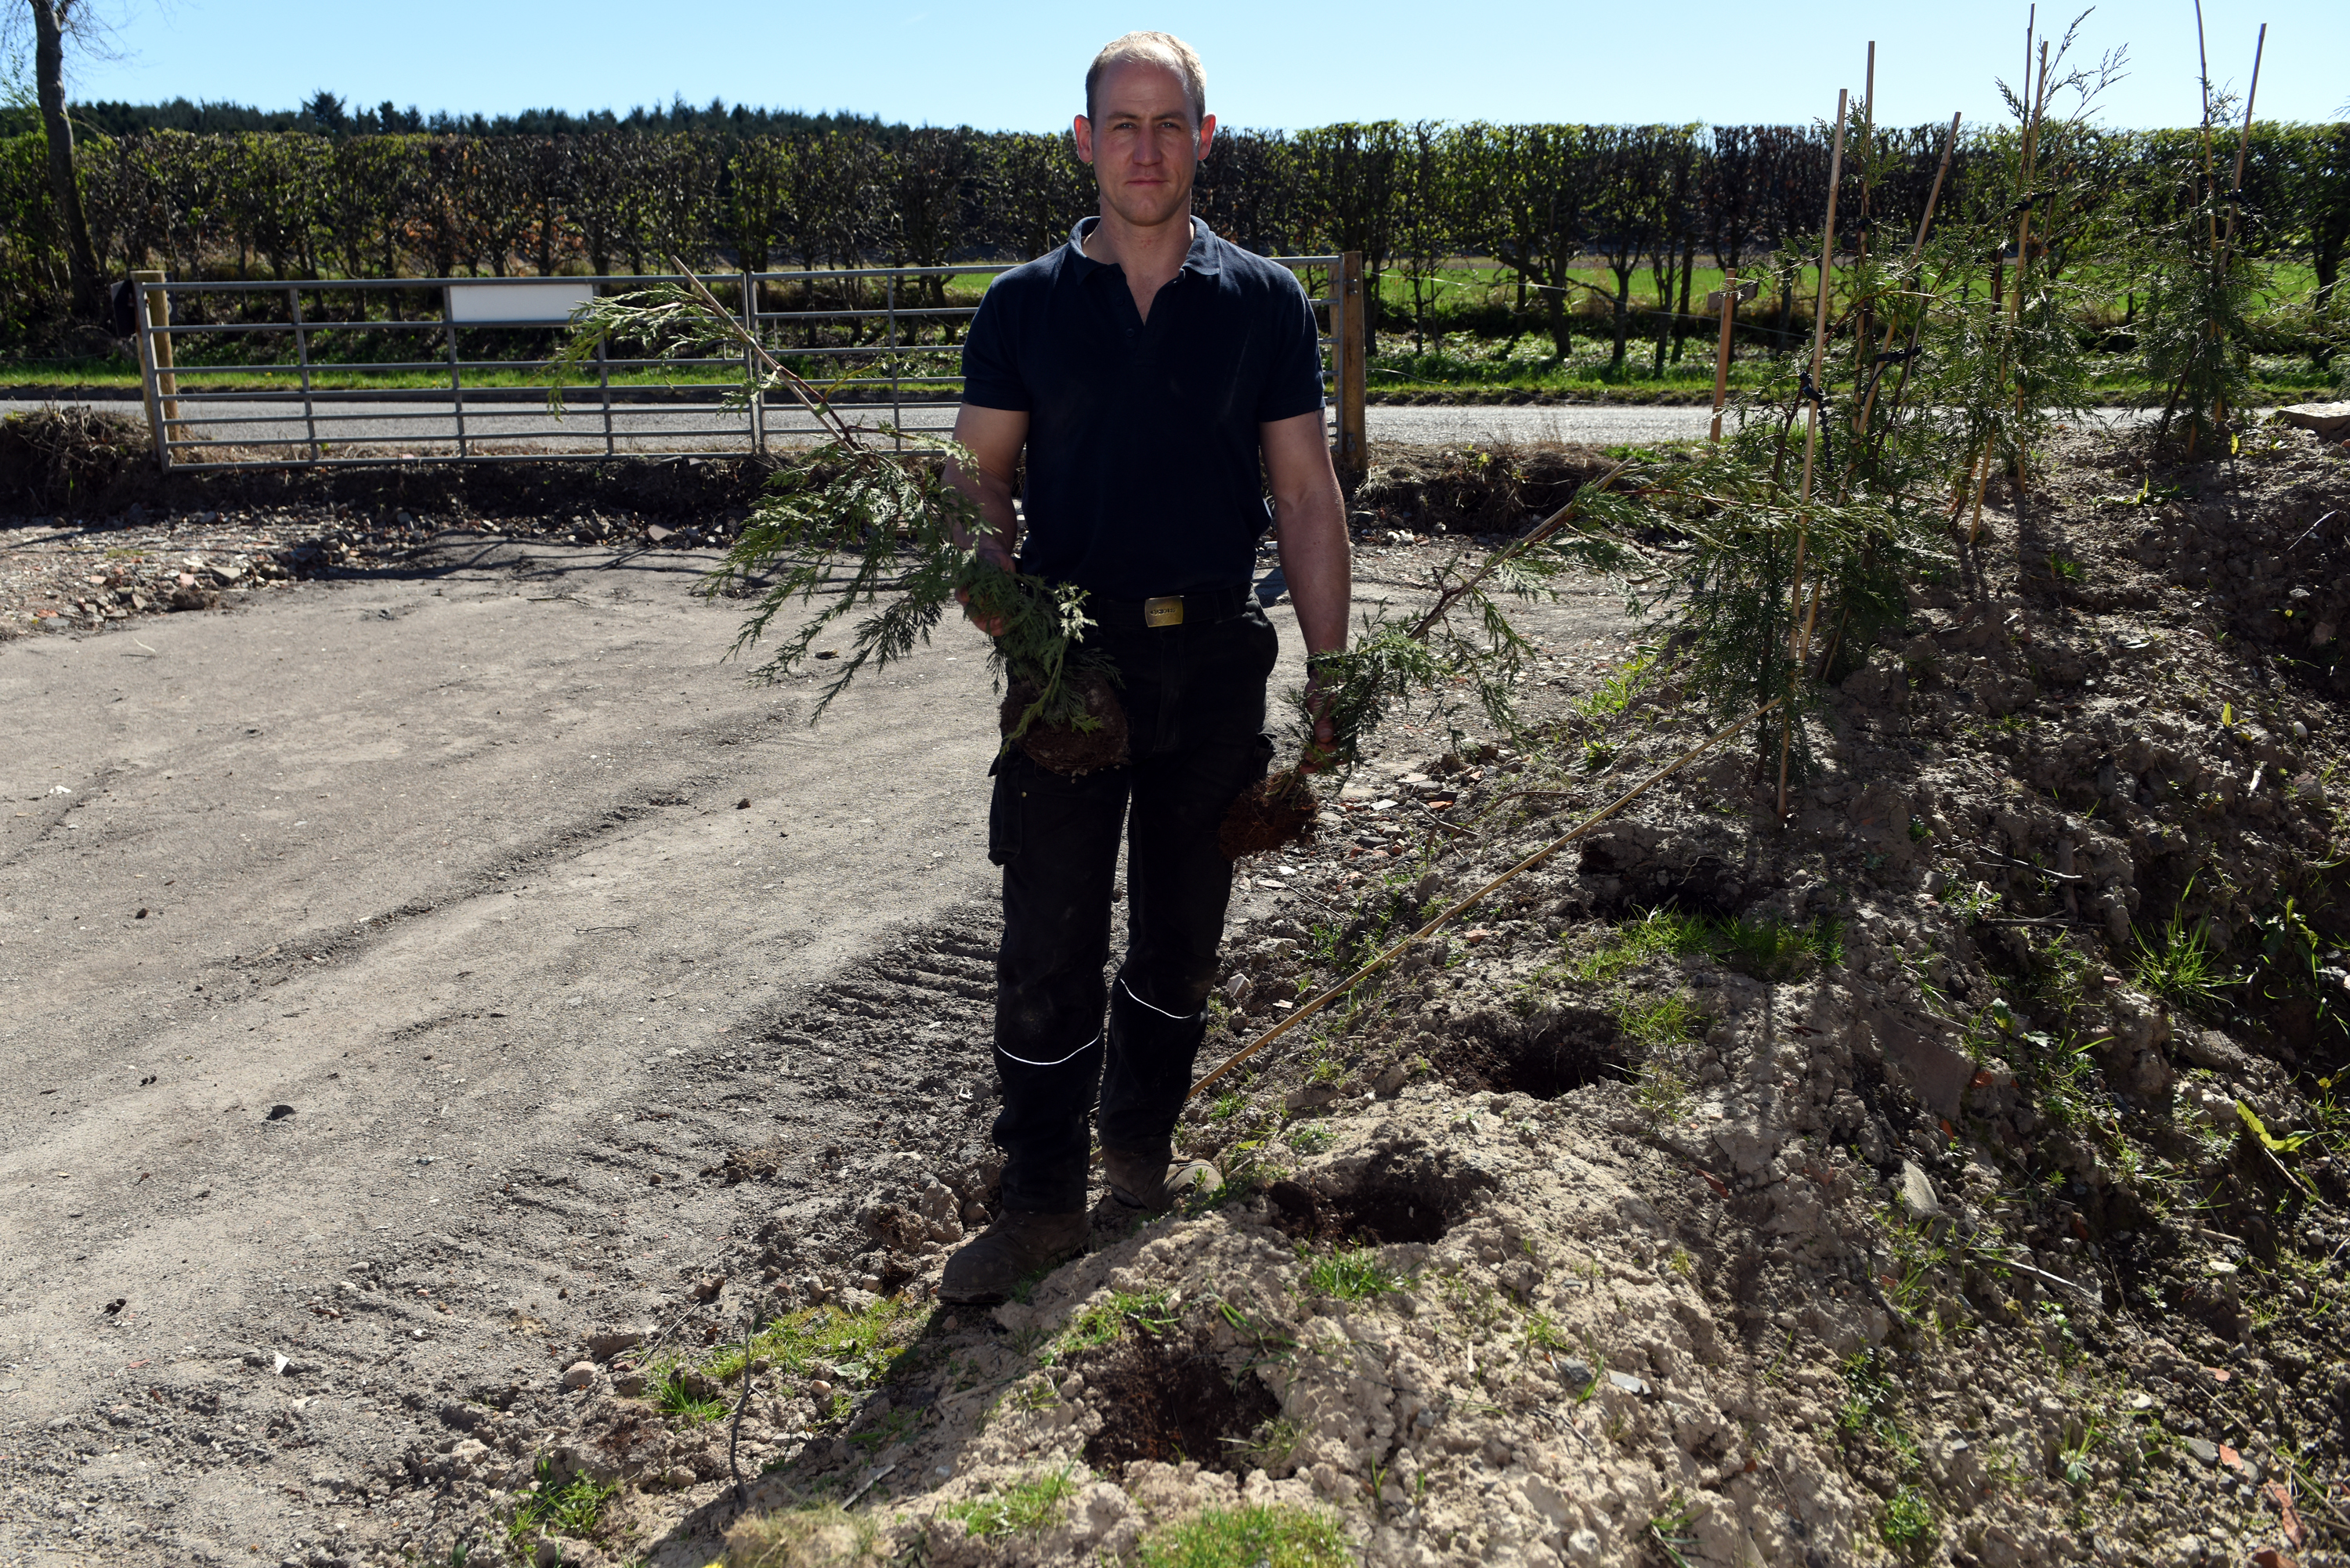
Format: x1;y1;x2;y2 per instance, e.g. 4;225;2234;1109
1043;1288;1177;1365
2131;910;2235;1010
2050;555;2085;581
1646;1490;1704;1568
1837;1348;1904;1442
506;1461;616;1548
1878;1486;1936;1559
1521;1310;1571;1357
1574;653;1655;720
1633;1058;1694;1126
1136;1503;1351;1568
1285;1122;1336;1155
1207;1090;1246;1123
1303;1247;1405;1301
650;1367;727;1424
944;1466;1081;1539
1941;879;2002;920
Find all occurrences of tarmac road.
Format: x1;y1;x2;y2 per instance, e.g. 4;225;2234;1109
38;395;2165;458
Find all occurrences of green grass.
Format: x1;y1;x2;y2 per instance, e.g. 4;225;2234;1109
1042;1288;1177;1365
1618;993;1701;1053
2131;914;2236;1010
1303;1246;1405;1301
1569;907;1841;987
943;1466;1081;1539
505;1461;616;1548
649;1367;728;1424
1135;1504;1352;1568
697;1295;924;1387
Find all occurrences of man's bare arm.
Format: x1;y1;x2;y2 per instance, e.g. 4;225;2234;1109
1260;408;1351;764
945;403;1029;634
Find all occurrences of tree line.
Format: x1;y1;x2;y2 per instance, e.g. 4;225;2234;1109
2;116;2345;362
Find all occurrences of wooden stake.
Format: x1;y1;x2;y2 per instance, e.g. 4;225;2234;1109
1777;88;1848;822
1709;269;1737;443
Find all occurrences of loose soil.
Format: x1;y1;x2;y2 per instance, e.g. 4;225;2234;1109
5;421;2348;1568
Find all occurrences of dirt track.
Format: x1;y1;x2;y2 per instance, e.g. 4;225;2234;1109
0;527;1628;1566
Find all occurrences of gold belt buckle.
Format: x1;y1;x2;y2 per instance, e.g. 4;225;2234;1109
1143;594;1184;628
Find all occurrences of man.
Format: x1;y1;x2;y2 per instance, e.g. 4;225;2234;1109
938;31;1350;1304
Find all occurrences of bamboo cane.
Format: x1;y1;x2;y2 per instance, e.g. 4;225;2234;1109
1852;113;1961;447
2211;26;2266;431
1187;699;1783;1101
2006;39;2051;497
1776;89;1847;823
1709;269;1737;443
1853;43;1876;381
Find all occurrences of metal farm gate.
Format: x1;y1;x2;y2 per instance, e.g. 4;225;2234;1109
128;255;1370;482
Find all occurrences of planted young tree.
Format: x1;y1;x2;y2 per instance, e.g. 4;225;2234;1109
2145;18;2268;454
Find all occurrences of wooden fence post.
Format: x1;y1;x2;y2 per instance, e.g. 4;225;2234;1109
1336;250;1368;490
132;268;179;469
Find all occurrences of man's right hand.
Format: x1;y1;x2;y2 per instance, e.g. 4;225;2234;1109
957;544;1015;638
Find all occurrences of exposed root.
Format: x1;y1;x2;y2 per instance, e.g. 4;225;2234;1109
1217;768;1318;859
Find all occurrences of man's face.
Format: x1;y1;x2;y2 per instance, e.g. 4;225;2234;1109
1074;60;1215;231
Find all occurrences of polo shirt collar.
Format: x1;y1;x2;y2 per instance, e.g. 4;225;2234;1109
1067;215;1224;277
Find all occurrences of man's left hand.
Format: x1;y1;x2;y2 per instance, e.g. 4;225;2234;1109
1297;667;1339;774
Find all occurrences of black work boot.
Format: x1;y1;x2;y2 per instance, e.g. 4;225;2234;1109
938;1210;1088;1305
1101;1146;1223;1213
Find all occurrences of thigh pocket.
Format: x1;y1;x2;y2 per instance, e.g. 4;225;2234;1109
986;753;1020;867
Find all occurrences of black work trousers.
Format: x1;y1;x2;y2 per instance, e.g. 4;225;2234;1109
986;601;1278;1214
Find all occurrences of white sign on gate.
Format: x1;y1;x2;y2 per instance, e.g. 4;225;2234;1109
445;280;596;324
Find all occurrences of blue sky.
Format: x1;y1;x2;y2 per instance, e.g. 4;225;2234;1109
51;0;2347;132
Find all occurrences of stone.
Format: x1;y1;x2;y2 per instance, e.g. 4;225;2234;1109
585;1330;642;1361
2184;1436;2219;1465
559;1361;596;1390
2274;400;2350;440
1899;1161;1943;1219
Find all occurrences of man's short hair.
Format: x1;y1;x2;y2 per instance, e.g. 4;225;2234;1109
1085;31;1207;125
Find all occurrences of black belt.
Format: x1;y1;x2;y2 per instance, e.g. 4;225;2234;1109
1088;584;1256;630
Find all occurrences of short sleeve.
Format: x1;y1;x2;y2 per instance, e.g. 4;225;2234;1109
958;279;1031;412
1253;271;1326;425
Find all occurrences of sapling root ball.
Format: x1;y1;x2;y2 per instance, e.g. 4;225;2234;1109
1218;768;1318;858
1000;671;1130;775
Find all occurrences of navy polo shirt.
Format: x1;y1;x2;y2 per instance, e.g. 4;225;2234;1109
959;217;1325;602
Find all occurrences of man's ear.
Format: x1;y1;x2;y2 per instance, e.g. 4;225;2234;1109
1073;114;1095;165
1197;114;1217;160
